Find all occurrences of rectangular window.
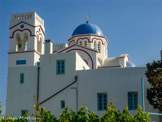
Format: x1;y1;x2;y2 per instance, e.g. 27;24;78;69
20;73;24;84
128;92;138;110
61;100;65;109
16;60;26;65
21;110;28;116
97;93;107;111
56;60;65;74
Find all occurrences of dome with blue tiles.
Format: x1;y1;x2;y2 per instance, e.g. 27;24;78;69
126;61;135;67
72;21;104;36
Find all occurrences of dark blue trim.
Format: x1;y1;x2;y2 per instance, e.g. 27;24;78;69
16;60;26;65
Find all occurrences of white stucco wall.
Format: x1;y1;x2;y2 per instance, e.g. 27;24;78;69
75;52;90;70
8;52;40;67
38;52;79;117
6;67;38;116
77;67;159;119
6;54;160;121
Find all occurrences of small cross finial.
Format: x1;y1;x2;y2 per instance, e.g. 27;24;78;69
86;15;89;23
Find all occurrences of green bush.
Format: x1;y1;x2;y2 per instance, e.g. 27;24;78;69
0;102;151;122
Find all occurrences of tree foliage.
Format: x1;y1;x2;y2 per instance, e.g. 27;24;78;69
0;101;151;122
145;60;162;112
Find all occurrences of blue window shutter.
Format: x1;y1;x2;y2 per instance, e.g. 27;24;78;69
56;61;59;74
61;100;65;109
16;60;26;65
128;93;133;110
98;93;107;111
20;73;24;84
103;94;107;109
62;61;65;74
56;60;65;75
134;93;138;109
21;110;28;116
128;92;138;110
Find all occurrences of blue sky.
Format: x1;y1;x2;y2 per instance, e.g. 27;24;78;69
0;0;162;115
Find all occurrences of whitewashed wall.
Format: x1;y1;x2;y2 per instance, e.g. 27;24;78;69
6;67;37;116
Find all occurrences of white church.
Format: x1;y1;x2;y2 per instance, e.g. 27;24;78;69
6;12;159;120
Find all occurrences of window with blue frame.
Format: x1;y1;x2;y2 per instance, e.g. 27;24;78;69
21;110;28;116
20;73;24;84
16;60;26;65
61;100;65;109
128;92;138;110
97;93;107;111
56;60;65;74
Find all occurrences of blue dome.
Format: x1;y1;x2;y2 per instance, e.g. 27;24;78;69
126;61;135;67
72;22;104;36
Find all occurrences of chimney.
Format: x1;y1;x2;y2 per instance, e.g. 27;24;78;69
45;39;53;54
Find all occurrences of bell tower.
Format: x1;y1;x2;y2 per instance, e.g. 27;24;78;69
8;12;45;67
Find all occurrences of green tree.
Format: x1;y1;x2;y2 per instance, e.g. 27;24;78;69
145;60;162;112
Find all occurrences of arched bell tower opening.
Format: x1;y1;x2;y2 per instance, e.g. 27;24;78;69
24;33;28;51
15;32;29;51
37;35;42;54
16;33;22;51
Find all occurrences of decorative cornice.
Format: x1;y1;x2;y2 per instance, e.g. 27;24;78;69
68;34;108;42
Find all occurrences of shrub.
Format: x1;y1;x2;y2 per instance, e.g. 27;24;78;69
0;102;151;122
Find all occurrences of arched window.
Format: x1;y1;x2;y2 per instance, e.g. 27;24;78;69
98;42;101;53
37;36;42;54
16;33;22;51
94;41;96;50
79;41;82;46
24;33;28;51
84;41;87;47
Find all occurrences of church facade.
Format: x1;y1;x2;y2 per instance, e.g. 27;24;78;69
6;12;158;120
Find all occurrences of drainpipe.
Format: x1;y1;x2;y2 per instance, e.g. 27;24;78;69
71;75;78;112
37;66;40;110
76;75;78;113
141;78;145;112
